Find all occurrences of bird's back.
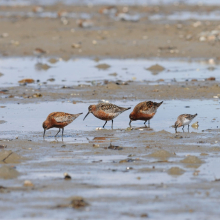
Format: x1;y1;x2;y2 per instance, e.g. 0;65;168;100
97;103;130;114
51;112;81;124
135;101;162;114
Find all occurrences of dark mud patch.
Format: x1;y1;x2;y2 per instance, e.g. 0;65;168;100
168;167;185;176
106;143;123;150
95;63;111;70
56;196;89;209
146;64;165;74
0;166;20;179
181;155;204;168
0;150;23;164
148;150;175;159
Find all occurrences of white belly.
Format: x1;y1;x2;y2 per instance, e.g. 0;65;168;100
182;118;191;125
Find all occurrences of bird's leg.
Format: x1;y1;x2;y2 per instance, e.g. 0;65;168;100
182;126;184;132
103;121;107;128
55;128;61;137
129;120;132;127
43;129;46;138
62;128;64;141
148;120;150;127
175;127;177;133
111;120;113;129
144;121;147;126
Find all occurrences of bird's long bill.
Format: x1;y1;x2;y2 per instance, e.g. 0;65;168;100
43;129;46;138
83;112;90;121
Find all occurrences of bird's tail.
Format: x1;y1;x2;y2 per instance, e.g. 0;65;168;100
125;107;131;111
193;113;198;118
156;101;163;107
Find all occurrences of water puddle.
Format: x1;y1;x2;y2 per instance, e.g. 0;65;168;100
18;151;220;186
150;11;220;21
1;100;220;218
0;11;91;19
0;57;218;87
1;0;220;6
0;99;219;141
1;9;220;22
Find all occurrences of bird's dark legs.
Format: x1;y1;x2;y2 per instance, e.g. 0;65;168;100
175;127;177;133
129;120;132;127
182;126;184;132
143;120;150;127
43;129;46;138
103;121;107;128
62;128;64;141
111;120;113;129
55;128;61;137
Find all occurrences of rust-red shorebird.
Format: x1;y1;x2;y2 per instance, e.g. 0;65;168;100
42;112;83;138
83;103;131;129
129;101;163;127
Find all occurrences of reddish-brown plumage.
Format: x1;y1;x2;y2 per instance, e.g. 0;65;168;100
42;112;83;138
130;112;155;121
83;103;131;128
93;109;115;121
129;101;163;127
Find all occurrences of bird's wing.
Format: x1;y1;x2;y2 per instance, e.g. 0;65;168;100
52;113;74;123
99;103;119;113
140;101;155;114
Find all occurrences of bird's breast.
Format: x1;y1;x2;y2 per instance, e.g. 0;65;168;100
132;112;155;121
93;110;119;121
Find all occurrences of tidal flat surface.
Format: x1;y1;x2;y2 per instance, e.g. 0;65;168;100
0;57;218;87
1;95;220;219
1;1;220;218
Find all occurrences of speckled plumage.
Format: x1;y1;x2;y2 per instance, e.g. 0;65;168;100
129;101;163;127
83;103;131;128
174;113;197;132
42;112;83;138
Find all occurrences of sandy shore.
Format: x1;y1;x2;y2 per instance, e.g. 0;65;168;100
1;4;220;58
1;3;220;220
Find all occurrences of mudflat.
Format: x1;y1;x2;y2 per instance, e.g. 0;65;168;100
1;2;220;220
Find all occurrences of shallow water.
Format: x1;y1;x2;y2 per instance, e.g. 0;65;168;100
1;0;220;6
1;57;220;218
0;11;91;19
1;98;220;219
0;99;219;140
2;10;220;22
150;11;220;21
0;57;218;87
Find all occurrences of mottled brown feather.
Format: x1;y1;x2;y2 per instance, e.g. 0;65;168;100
88;103;131;121
44;112;82;129
175;114;197;128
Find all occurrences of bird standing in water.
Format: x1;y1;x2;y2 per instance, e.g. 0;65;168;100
42;112;83;138
83;103;131;129
129;101;163;127
174;113;197;133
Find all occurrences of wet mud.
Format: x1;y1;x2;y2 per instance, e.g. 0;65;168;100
1;1;220;220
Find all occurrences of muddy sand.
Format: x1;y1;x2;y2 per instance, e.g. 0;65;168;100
1;2;220;220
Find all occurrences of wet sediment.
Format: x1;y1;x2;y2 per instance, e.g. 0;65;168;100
1;2;220;220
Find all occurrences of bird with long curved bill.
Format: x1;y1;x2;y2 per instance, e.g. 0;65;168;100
84;103;131;129
42;112;83;138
